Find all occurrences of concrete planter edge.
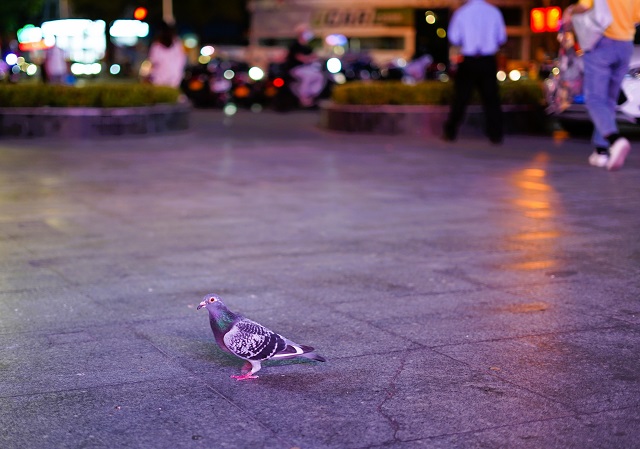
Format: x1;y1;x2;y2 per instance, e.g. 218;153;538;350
319;101;551;136
0;103;191;139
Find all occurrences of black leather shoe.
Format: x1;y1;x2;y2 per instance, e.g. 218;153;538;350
442;124;456;142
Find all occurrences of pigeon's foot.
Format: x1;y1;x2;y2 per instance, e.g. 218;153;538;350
231;373;259;381
240;361;253;374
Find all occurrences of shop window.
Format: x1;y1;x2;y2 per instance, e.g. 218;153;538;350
500;8;523;27
501;36;523;60
348;36;405;51
258;37;323;48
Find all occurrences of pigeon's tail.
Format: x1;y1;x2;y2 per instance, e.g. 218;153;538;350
297;344;326;362
301;351;326;363
273;341;326;362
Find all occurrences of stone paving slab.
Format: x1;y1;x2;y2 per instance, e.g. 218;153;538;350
379;406;640;449
0;109;639;449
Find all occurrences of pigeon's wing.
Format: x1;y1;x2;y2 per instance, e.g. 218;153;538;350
223;319;287;361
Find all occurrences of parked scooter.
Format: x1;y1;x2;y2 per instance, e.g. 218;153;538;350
181;60;231;108
270;60;333;111
383;54;434;82
339;52;382;82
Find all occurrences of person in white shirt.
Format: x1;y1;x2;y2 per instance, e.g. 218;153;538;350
44;40;68;84
443;0;507;144
148;22;187;88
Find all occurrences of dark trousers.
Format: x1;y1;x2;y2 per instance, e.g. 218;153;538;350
444;55;503;142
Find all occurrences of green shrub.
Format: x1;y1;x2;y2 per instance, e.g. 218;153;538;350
0;83;180;108
331;80;545;106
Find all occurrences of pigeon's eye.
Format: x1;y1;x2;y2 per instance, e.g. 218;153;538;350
209;298;215;302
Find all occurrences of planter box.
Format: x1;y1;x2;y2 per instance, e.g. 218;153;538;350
0;103;190;139
319;102;550;136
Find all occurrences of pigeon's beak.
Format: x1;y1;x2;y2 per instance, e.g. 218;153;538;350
197;301;207;310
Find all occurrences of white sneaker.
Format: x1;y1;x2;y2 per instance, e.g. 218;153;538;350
607;137;631;171
588;152;608;168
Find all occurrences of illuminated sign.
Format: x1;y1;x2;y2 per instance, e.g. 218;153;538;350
311;8;412;28
530;7;562;33
17;25;43;44
109;20;150;46
17;24;49;51
41;19;106;63
313;9;374;27
546;7;561;33
375;9;413;27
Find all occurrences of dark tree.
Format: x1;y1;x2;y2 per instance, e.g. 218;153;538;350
173;0;248;44
0;0;45;40
69;0;248;43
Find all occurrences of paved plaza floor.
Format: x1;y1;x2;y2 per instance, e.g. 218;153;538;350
1;109;639;449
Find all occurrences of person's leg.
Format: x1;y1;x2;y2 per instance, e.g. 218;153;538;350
305;69;326;100
476;56;503;143
294;65;324;107
604;40;634;170
444;59;475;141
584;38;634;169
583;39;618;149
288;66;305;101
583;42;616;168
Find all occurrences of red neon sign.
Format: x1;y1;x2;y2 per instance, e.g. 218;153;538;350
530;7;562;33
531;8;546;33
546;7;562;32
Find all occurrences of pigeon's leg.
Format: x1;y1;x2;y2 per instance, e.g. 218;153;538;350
240;361;252;374
231;360;261;381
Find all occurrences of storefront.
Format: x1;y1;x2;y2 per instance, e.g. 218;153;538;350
247;0;535;68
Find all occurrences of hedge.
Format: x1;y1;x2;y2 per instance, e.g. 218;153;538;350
331;79;545;106
0;83;180;108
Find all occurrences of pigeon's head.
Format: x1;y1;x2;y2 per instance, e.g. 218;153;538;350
197;293;224;311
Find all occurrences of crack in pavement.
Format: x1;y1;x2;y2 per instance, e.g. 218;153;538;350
376;349;411;443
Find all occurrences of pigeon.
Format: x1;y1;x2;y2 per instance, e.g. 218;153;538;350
197;293;326;380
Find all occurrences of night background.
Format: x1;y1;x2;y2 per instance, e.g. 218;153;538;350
1;0;581;47
1;0;251;47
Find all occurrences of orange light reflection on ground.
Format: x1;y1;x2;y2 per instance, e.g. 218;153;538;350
521;168;546;178
513;231;561;241
524;210;556;219
517;181;552;192
505;260;557;271
503;165;562;271
514;199;550;209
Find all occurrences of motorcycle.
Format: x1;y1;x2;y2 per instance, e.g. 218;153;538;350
382;54;434;83
269;60;334;111
181;60;230;108
181;59;259;109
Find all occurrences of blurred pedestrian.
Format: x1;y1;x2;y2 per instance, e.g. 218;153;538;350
285;24;324;107
443;0;507;144
44;39;68;84
148;22;186;88
565;0;640;170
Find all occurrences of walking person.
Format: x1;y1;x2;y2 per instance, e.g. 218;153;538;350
148;22;187;88
44;39;68;84
443;0;507;144
565;0;640;170
285;24;325;107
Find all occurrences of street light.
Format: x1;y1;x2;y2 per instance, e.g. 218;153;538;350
133;7;148;21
